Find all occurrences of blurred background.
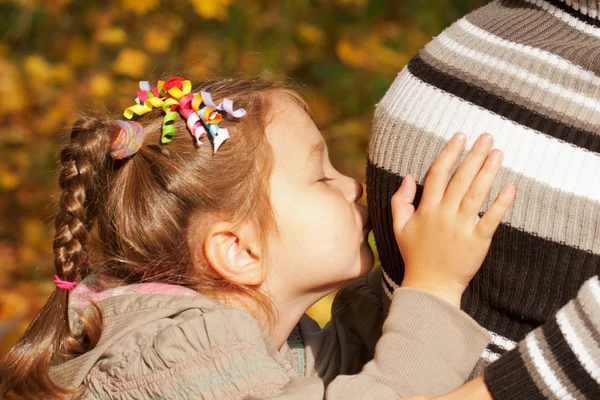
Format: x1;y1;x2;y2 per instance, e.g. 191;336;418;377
0;0;486;355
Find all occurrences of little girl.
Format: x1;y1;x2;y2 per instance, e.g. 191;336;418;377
0;77;515;399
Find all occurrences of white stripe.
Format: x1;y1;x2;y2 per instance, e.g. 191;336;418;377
435;33;600;111
381;280;393;300
587;276;600;305
456;19;600;88
486;330;518;351
525;333;576;399
557;308;600;384
382;268;400;290
523;0;600;38
482;348;500;363
377;69;600;202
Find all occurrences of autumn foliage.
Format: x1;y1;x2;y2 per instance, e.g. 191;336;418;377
0;0;485;354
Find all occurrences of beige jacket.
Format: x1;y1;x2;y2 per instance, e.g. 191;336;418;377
50;266;490;399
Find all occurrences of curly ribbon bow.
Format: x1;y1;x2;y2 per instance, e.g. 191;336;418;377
123;78;247;153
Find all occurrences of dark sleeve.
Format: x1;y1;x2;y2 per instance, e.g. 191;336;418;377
484;276;600;400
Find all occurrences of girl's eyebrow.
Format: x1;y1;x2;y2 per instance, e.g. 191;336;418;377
302;140;325;170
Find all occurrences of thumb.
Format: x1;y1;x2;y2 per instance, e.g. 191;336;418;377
391;175;417;235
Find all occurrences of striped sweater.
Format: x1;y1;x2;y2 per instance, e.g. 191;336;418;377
484;276;600;399
367;0;600;398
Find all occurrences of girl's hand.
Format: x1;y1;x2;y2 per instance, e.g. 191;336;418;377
392;133;516;307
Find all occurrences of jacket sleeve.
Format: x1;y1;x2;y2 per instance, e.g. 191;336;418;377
484;275;600;400
287;266;491;399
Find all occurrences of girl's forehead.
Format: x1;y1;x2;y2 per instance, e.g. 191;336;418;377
266;96;324;165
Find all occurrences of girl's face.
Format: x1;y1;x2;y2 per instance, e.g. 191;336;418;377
264;94;374;300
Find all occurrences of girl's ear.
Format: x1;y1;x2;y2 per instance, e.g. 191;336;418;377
204;222;265;286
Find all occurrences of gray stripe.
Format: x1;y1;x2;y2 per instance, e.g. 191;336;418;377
562;300;600;366
446;19;600;100
468;356;489;380
577;277;600;334
420;42;600;134
427;21;600;129
467;0;600;76
566;0;600;19
370;112;600;254
534;327;584;399
573;297;600;357
519;338;557;399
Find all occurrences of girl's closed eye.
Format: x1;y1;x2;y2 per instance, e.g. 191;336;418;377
318;176;334;183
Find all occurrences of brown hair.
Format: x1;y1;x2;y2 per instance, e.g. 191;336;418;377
0;78;298;399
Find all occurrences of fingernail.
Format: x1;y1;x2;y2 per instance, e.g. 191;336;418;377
490;149;503;161
502;185;515;197
479;134;493;145
452;133;465;142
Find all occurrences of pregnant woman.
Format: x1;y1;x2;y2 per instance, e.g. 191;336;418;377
368;0;600;398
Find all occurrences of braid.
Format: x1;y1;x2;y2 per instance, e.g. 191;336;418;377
54;118;112;283
0;117;116;399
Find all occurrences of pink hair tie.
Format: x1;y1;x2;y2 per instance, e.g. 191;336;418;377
54;274;78;290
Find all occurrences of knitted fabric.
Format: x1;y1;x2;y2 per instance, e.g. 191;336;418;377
368;0;600;396
485;276;600;399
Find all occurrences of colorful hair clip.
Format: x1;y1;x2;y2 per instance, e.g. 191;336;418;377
110;120;146;159
123;78;246;153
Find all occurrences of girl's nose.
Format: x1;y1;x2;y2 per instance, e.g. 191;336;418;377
354;180;364;203
342;176;363;203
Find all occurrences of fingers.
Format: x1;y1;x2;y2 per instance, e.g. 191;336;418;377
421;133;466;208
459;149;504;216
476;185;516;238
391;175;417;235
443;134;494;208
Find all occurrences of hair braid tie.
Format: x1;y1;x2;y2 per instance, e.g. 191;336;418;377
110;120;147;160
54;274;78;290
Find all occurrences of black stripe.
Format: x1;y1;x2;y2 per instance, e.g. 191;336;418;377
543;0;600;28
484;344;546;399
542;319;600;398
406;54;600;155
382;273;395;296
367;162;600;343
487;341;507;356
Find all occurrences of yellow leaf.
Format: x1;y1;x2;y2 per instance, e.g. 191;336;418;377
22;219;45;248
296;24;325;47
34;95;73;136
52;63;73;83
66;37;93;66
122;0;159;15
112;48;148;78
306;292;336;328
19;246;36;266
335;38;365;68
96;27;127;45
0;292;28;322
304;89;332;126
24;54;52;83
10;150;30;171
0;169;19;191
0;59;26;114
189;0;233;20
89;73;113;98
144;27;172;54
